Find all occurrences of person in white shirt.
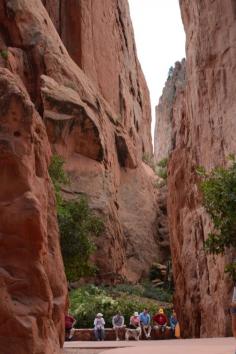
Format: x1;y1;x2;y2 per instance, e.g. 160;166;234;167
94;313;105;341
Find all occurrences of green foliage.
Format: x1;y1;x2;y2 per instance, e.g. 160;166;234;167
49;155;69;206
155;158;168;181
1;50;8;60
157;158;168;169
197;158;236;255
197;157;236;279
142;155;168;183
69;284;172;328
225;262;236;282
49;155;104;282
142;152;155;169
59;197;104;281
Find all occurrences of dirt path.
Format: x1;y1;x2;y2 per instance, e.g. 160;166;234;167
64;337;235;354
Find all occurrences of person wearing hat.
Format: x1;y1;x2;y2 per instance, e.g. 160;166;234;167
153;308;168;334
94;313;105;341
125;312;141;340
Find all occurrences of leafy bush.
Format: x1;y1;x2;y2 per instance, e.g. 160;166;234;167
155;158;168;181
49;155;69;205
197;156;236;280
69;285;172;328
59;198;104;281
49;155;104;281
143;284;172;303
157;158;168;169
1;50;8;60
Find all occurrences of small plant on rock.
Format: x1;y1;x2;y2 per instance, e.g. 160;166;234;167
155;158;168;181
49;154;104;281
1;49;8;60
197;155;236;280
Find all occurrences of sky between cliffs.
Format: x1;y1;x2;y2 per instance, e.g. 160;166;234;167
128;0;186;138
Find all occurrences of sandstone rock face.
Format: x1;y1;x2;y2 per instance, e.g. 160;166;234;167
0;68;67;353
0;0;160;350
154;60;186;163
154;0;236;338
39;0;159;283
42;0;153;158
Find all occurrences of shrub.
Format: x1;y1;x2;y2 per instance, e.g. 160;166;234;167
49;155;104;281
69;285;172;328
155;158;168;181
48;155;69;205
197;156;236;279
157;158;168;169
1;50;8;60
59;197;104;281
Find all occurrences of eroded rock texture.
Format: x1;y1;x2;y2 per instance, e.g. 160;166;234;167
154;0;236;338
154;60;186;163
0;70;67;353
0;1;160;350
39;0;159;283
42;0;152;157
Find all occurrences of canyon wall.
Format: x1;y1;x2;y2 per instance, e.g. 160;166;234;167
0;1;160;351
154;60;186;163
155;0;236;338
40;0;160;283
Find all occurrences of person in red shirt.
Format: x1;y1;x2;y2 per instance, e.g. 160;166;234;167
153;308;168;334
65;313;76;341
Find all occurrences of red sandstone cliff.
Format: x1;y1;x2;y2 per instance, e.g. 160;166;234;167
0;1;159;351
154;60;186;163
40;0;159;282
155;0;236;338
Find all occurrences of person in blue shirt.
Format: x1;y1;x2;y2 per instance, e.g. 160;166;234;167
170;309;178;337
139;308;151;339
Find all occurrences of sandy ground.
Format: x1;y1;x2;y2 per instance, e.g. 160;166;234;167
64;337;235;354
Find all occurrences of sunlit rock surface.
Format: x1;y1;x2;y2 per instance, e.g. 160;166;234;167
0;1;162;351
155;0;236;338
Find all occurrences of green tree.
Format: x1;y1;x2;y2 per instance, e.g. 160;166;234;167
197;156;236;280
49;155;104;281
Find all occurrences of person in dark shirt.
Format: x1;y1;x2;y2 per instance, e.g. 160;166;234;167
153;308;168;334
112;311;125;341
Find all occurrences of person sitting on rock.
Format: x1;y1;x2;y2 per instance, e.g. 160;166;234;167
139;308;151;339
153;308;168;334
169;309;178;337
231;282;236;339
125;312;141;340
112;311;125;341
65;313;76;341
94;313;105;341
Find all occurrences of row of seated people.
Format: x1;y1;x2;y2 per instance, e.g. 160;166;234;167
65;308;180;341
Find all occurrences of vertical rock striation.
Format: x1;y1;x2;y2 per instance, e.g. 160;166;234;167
40;0;159;283
0;0;161;350
42;0;153;157
155;0;236;338
0;70;67;353
154;60;186;163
